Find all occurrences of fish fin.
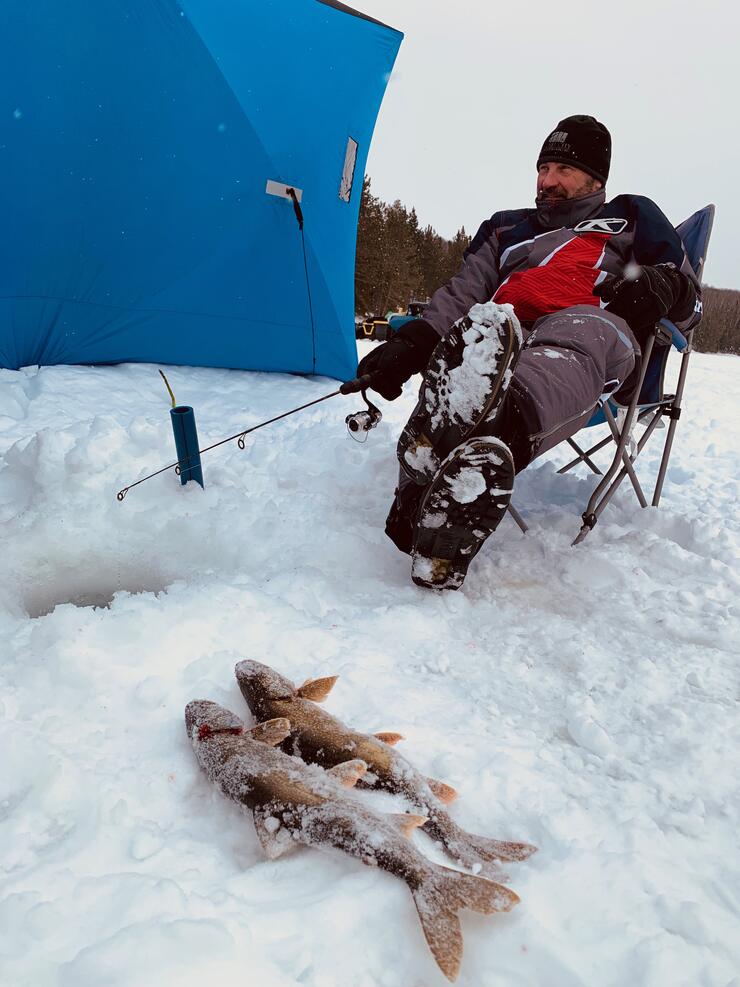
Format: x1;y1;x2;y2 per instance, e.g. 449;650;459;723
389;813;428;838
374;732;405;745
458;832;537;863
427;777;459;804
412;866;519;981
328;759;368;788
246;717;291;746
252;808;296;860
413;897;461;983
437;865;520;914
297;675;338;702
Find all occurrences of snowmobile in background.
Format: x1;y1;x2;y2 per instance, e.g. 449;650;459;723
356;313;391;341
355;300;428;341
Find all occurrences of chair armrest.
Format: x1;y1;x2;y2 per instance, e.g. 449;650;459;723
659;318;688;352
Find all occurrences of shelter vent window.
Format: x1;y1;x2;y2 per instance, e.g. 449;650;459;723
339;137;358;202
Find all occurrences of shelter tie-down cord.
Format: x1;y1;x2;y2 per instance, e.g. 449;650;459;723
286;186;317;374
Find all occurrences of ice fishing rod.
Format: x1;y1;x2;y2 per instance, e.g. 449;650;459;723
116;374;380;501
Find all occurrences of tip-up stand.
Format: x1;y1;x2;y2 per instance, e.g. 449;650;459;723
170;406;204;489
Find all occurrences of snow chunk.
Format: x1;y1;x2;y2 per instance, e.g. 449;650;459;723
130;827;165;861
566;713;613;757
422;511;447;529
411;556;436;581
403;444;437;473
444;467;487;504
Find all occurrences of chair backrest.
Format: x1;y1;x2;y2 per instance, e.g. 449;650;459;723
676;204;715;282
634;203;715;406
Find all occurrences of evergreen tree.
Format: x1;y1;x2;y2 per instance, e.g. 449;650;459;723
446;226;471;280
354;176;385;315
379;200;423;312
354;176;468;316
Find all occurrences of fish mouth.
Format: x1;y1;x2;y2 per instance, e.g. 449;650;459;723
234;659;297;701
184;699;213;733
185;699;244;738
234;658;272;685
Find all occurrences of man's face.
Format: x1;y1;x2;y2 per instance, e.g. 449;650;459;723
536;162;602;203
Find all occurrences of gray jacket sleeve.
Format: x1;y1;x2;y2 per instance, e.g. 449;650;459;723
422;216;503;337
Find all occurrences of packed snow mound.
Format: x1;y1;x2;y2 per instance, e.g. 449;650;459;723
1;351;739;986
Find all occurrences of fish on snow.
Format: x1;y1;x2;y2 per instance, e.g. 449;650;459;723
234;659;536;874
185;700;519;982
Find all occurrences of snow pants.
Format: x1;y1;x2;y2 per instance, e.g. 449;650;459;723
489;303;638;464
386;305;638;554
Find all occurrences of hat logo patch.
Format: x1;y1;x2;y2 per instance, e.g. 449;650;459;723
574;218;628;235
549;131;568;142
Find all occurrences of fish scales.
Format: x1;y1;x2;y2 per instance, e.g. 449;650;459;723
235;659;536;872
185;699;519;982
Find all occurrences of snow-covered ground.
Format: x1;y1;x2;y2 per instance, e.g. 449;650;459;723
1;345;738;986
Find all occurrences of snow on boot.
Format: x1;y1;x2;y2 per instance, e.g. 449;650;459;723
411;437;515;591
397;302;522;486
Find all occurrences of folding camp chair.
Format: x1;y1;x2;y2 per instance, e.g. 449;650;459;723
507;203;715;545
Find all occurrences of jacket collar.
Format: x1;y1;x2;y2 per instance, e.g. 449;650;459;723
534;187;606;230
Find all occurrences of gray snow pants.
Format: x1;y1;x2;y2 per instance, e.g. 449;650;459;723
493;303;638;465
385;305;637;554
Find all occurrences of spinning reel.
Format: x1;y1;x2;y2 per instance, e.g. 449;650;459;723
345;389;382;441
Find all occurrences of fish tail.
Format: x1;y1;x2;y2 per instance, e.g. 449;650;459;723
424;812;537;868
460;832;537;863
411;866;519;982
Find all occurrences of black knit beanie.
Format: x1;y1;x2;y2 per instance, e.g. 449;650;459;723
537;115;611;184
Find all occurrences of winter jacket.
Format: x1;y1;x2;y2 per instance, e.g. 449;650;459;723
423;189;700;340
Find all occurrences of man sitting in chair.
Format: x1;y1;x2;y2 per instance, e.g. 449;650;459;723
358;114;700;590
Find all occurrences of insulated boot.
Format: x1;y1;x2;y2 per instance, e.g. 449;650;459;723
411;437;515;591
397;302;522;486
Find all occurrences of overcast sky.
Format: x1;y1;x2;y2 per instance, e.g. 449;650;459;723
359;0;738;289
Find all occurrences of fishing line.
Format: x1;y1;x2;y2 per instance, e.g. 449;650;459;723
116;374;378;501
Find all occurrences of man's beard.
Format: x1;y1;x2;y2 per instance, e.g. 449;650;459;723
537;176;598;203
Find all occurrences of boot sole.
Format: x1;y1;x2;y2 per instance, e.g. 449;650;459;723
411;438;515;590
397;310;520;485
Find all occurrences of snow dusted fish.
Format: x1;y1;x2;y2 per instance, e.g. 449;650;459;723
185;700;519;982
234;660;536;873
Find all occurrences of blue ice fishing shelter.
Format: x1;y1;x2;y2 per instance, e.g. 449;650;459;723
0;1;402;380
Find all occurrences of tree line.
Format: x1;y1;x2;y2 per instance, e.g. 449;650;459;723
354;177;470;316
694;287;740;354
354;176;739;353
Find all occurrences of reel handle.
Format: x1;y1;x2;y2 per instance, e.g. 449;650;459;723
339;374;375;395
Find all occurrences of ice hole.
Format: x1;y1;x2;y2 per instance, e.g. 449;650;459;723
22;567;171;619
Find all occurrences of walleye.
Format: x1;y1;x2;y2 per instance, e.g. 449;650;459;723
234;660;536;873
185;699;519;982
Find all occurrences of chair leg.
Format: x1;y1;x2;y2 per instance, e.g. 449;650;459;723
586;407;666;518
558;438;603;475
559;434;612;473
602;403;648;508
572;332;658;545
652;342;692;507
507;503;528;534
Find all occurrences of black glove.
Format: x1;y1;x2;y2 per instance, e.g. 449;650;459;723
594;263;695;331
357;319;440;400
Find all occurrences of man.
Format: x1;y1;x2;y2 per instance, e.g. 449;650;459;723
358;115;700;590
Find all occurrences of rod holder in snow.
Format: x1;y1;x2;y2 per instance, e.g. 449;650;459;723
116;374;379;502
170;406;204;489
